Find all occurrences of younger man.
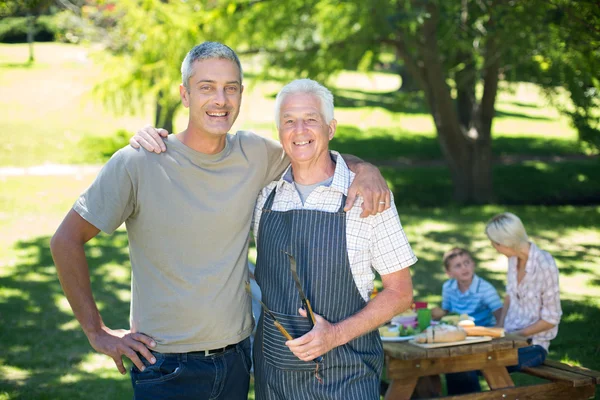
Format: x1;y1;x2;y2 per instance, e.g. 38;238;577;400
431;247;502;327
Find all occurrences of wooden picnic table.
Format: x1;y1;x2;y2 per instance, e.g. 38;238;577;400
383;334;528;399
383;334;599;399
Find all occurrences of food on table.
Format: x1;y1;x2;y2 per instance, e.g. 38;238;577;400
414;325;467;343
457;319;475;327
391;310;418;327
379;324;420;338
462;326;505;338
379;325;400;337
440;313;473;326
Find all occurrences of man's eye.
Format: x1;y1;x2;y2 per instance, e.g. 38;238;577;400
199;86;212;91
226;86;239;93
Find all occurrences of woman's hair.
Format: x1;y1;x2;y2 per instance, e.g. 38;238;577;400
274;79;334;129
485;212;529;250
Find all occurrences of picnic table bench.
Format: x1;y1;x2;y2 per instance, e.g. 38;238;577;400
383;334;599;399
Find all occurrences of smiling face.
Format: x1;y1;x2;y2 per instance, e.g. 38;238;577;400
446;253;475;286
278;92;336;167
180;58;243;139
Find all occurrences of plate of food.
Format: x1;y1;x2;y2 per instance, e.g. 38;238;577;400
379;324;419;342
408;324;492;348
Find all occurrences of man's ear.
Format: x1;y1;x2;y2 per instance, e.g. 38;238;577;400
180;84;190;108
328;119;337;140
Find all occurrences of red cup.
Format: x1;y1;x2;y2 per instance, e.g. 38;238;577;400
413;301;428;310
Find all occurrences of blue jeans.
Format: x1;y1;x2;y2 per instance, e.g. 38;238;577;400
507;344;547;372
446;370;481;395
130;337;252;400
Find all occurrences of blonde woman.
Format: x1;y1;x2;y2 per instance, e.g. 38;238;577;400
486;212;562;370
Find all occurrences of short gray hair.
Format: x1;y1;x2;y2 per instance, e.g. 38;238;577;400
181;42;242;92
274;79;334;129
485;212;529;250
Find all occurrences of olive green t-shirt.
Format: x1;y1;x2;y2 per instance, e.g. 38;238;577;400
74;131;288;352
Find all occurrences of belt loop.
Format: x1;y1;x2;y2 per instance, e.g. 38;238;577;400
180;352;187;362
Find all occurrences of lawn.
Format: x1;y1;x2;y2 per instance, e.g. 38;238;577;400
0;42;598;399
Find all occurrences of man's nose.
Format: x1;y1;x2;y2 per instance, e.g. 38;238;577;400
293;120;306;131
213;89;226;106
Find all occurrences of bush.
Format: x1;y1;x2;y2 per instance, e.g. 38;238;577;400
0;16;55;43
0;12;97;44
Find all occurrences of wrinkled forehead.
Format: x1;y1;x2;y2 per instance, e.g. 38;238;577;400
279;93;323;117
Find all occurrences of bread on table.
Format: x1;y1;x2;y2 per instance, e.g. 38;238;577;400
414;325;467;343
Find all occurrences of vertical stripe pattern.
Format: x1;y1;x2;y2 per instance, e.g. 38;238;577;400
254;190;382;400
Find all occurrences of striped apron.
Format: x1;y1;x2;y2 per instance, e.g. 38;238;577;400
254;189;383;400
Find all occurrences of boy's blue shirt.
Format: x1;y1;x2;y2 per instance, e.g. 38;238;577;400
441;274;503;327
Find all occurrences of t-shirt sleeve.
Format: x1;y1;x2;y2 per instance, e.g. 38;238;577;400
260;136;289;187
73;149;135;234
441;281;451;311
369;192;418;275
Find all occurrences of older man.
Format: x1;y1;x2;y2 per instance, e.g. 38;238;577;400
52;42;390;400
251;79;416;399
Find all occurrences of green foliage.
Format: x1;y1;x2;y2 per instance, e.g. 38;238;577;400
0;15;54;42
79;129;131;163
91;0;212;132
506;0;600;153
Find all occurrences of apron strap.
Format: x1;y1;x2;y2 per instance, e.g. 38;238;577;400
337;195;347;213
263;187;277;211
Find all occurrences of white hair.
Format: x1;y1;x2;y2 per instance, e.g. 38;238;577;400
485;212;529;250
274;79;334;129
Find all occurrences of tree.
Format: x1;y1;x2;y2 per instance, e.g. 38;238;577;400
208;0;591;203
525;0;600;153
1;0;56;62
92;0;210;133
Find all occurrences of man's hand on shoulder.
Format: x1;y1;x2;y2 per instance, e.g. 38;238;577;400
129;125;169;154
87;326;157;374
345;161;390;217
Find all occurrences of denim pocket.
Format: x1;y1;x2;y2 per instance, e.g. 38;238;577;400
132;353;184;385
262;310;315;371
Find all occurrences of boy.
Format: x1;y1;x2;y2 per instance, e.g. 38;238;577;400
431;247;502;327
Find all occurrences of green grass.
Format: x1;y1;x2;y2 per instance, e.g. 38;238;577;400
1;42;599;399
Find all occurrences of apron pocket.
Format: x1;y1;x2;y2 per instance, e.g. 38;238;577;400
262;310;315;371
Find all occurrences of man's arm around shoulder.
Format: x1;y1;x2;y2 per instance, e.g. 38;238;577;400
51;209;156;374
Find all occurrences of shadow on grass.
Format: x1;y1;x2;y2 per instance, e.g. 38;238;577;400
330;126;582;162
0;61;35;68
380;160;600;208
331;88;551;121
0;232;133;400
399;205;600;300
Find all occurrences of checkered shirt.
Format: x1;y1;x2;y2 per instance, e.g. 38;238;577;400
504;242;562;351
252;151;417;301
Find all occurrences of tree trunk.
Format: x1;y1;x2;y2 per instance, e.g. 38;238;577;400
154;95;178;134
26;11;35;63
397;65;421;93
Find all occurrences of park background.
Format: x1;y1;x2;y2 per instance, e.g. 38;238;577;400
0;0;598;399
